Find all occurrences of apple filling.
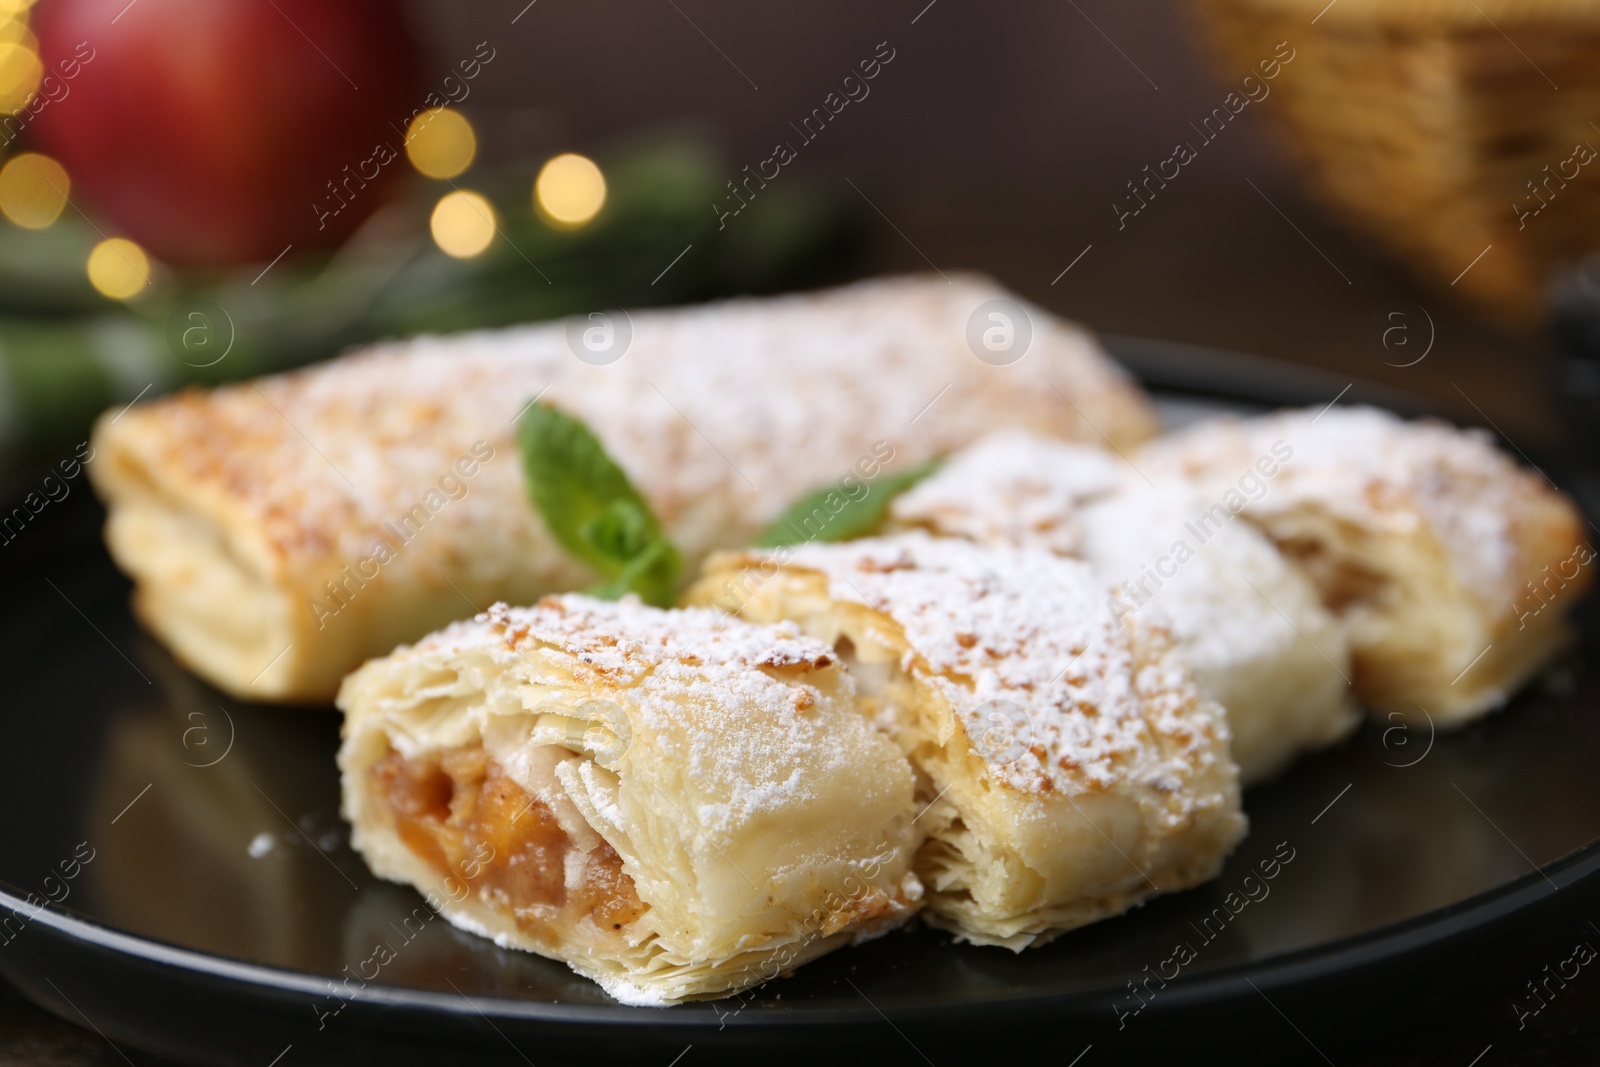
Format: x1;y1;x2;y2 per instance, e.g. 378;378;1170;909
369;745;646;936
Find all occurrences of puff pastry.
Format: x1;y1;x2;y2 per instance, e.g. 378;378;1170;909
686;533;1246;949
89;275;1158;703
337;596;922;1006
887;428;1128;556
889;431;1358;783
1137;405;1591;724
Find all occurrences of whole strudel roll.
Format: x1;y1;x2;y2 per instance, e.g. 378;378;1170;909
338;596;922;1006
686;533;1246;950
89;275;1157;702
1136;406;1591;724
887;430;1358;783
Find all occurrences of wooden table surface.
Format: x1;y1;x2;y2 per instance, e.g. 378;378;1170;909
4;182;1596;1066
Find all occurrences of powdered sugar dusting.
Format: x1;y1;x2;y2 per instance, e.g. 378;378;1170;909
410;596;856;833
1137;405;1568;611
889;429;1132;553
1079;485;1331;677
100;275;1156;574
880;430;1352;782
894;432;1314;671
777;533;1226;797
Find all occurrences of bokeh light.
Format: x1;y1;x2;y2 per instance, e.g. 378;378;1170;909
405;107;476;180
0;40;41;111
87;238;151;300
430;190;495;258
0;151;67;228
0;20;35;45
534;153;607;228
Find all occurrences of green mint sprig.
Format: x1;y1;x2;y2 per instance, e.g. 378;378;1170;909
518;400;682;606
754;456;942;548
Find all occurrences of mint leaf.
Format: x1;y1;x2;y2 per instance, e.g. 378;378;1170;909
518;401;682;606
581;498;657;562
587;539;677;602
755;456;943;548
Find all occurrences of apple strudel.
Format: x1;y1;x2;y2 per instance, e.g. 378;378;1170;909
337;596;922;1005
1137;406;1591;724
888;431;1357;783
686;533;1246;949
89;275;1158;702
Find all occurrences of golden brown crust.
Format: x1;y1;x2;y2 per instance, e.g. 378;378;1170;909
90;275;1158;702
338;595;923;1005
686;534;1246;948
1138;406;1591;723
888;430;1358;784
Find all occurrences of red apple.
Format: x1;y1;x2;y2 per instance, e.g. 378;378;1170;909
30;0;424;267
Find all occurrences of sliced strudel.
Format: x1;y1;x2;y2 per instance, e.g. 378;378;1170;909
889;431;1357;783
687;533;1246;949
1137;406;1591;724
338;596;922;1005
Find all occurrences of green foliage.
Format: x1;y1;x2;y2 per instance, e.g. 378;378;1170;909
755;457;942;547
518;401;681;606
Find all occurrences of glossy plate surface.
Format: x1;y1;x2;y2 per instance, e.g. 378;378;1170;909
1;341;1596;1066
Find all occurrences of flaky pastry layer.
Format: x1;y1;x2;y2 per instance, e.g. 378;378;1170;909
91;275;1157;702
688;534;1246;949
889;430;1358;783
1137;406;1590;724
338;596;922;1005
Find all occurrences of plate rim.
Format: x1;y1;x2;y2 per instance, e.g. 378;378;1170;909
3;832;1596;1028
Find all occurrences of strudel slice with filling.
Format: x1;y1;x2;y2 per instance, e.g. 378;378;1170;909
687;533;1246;950
1137;406;1591;724
338;596;922;1005
888;430;1357;783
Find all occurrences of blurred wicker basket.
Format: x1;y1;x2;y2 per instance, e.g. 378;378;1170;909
1195;0;1600;327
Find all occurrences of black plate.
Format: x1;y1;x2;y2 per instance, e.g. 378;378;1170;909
2;341;1598;1067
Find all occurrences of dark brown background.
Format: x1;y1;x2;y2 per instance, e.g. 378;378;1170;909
411;0;1258;183
406;0;1554;447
